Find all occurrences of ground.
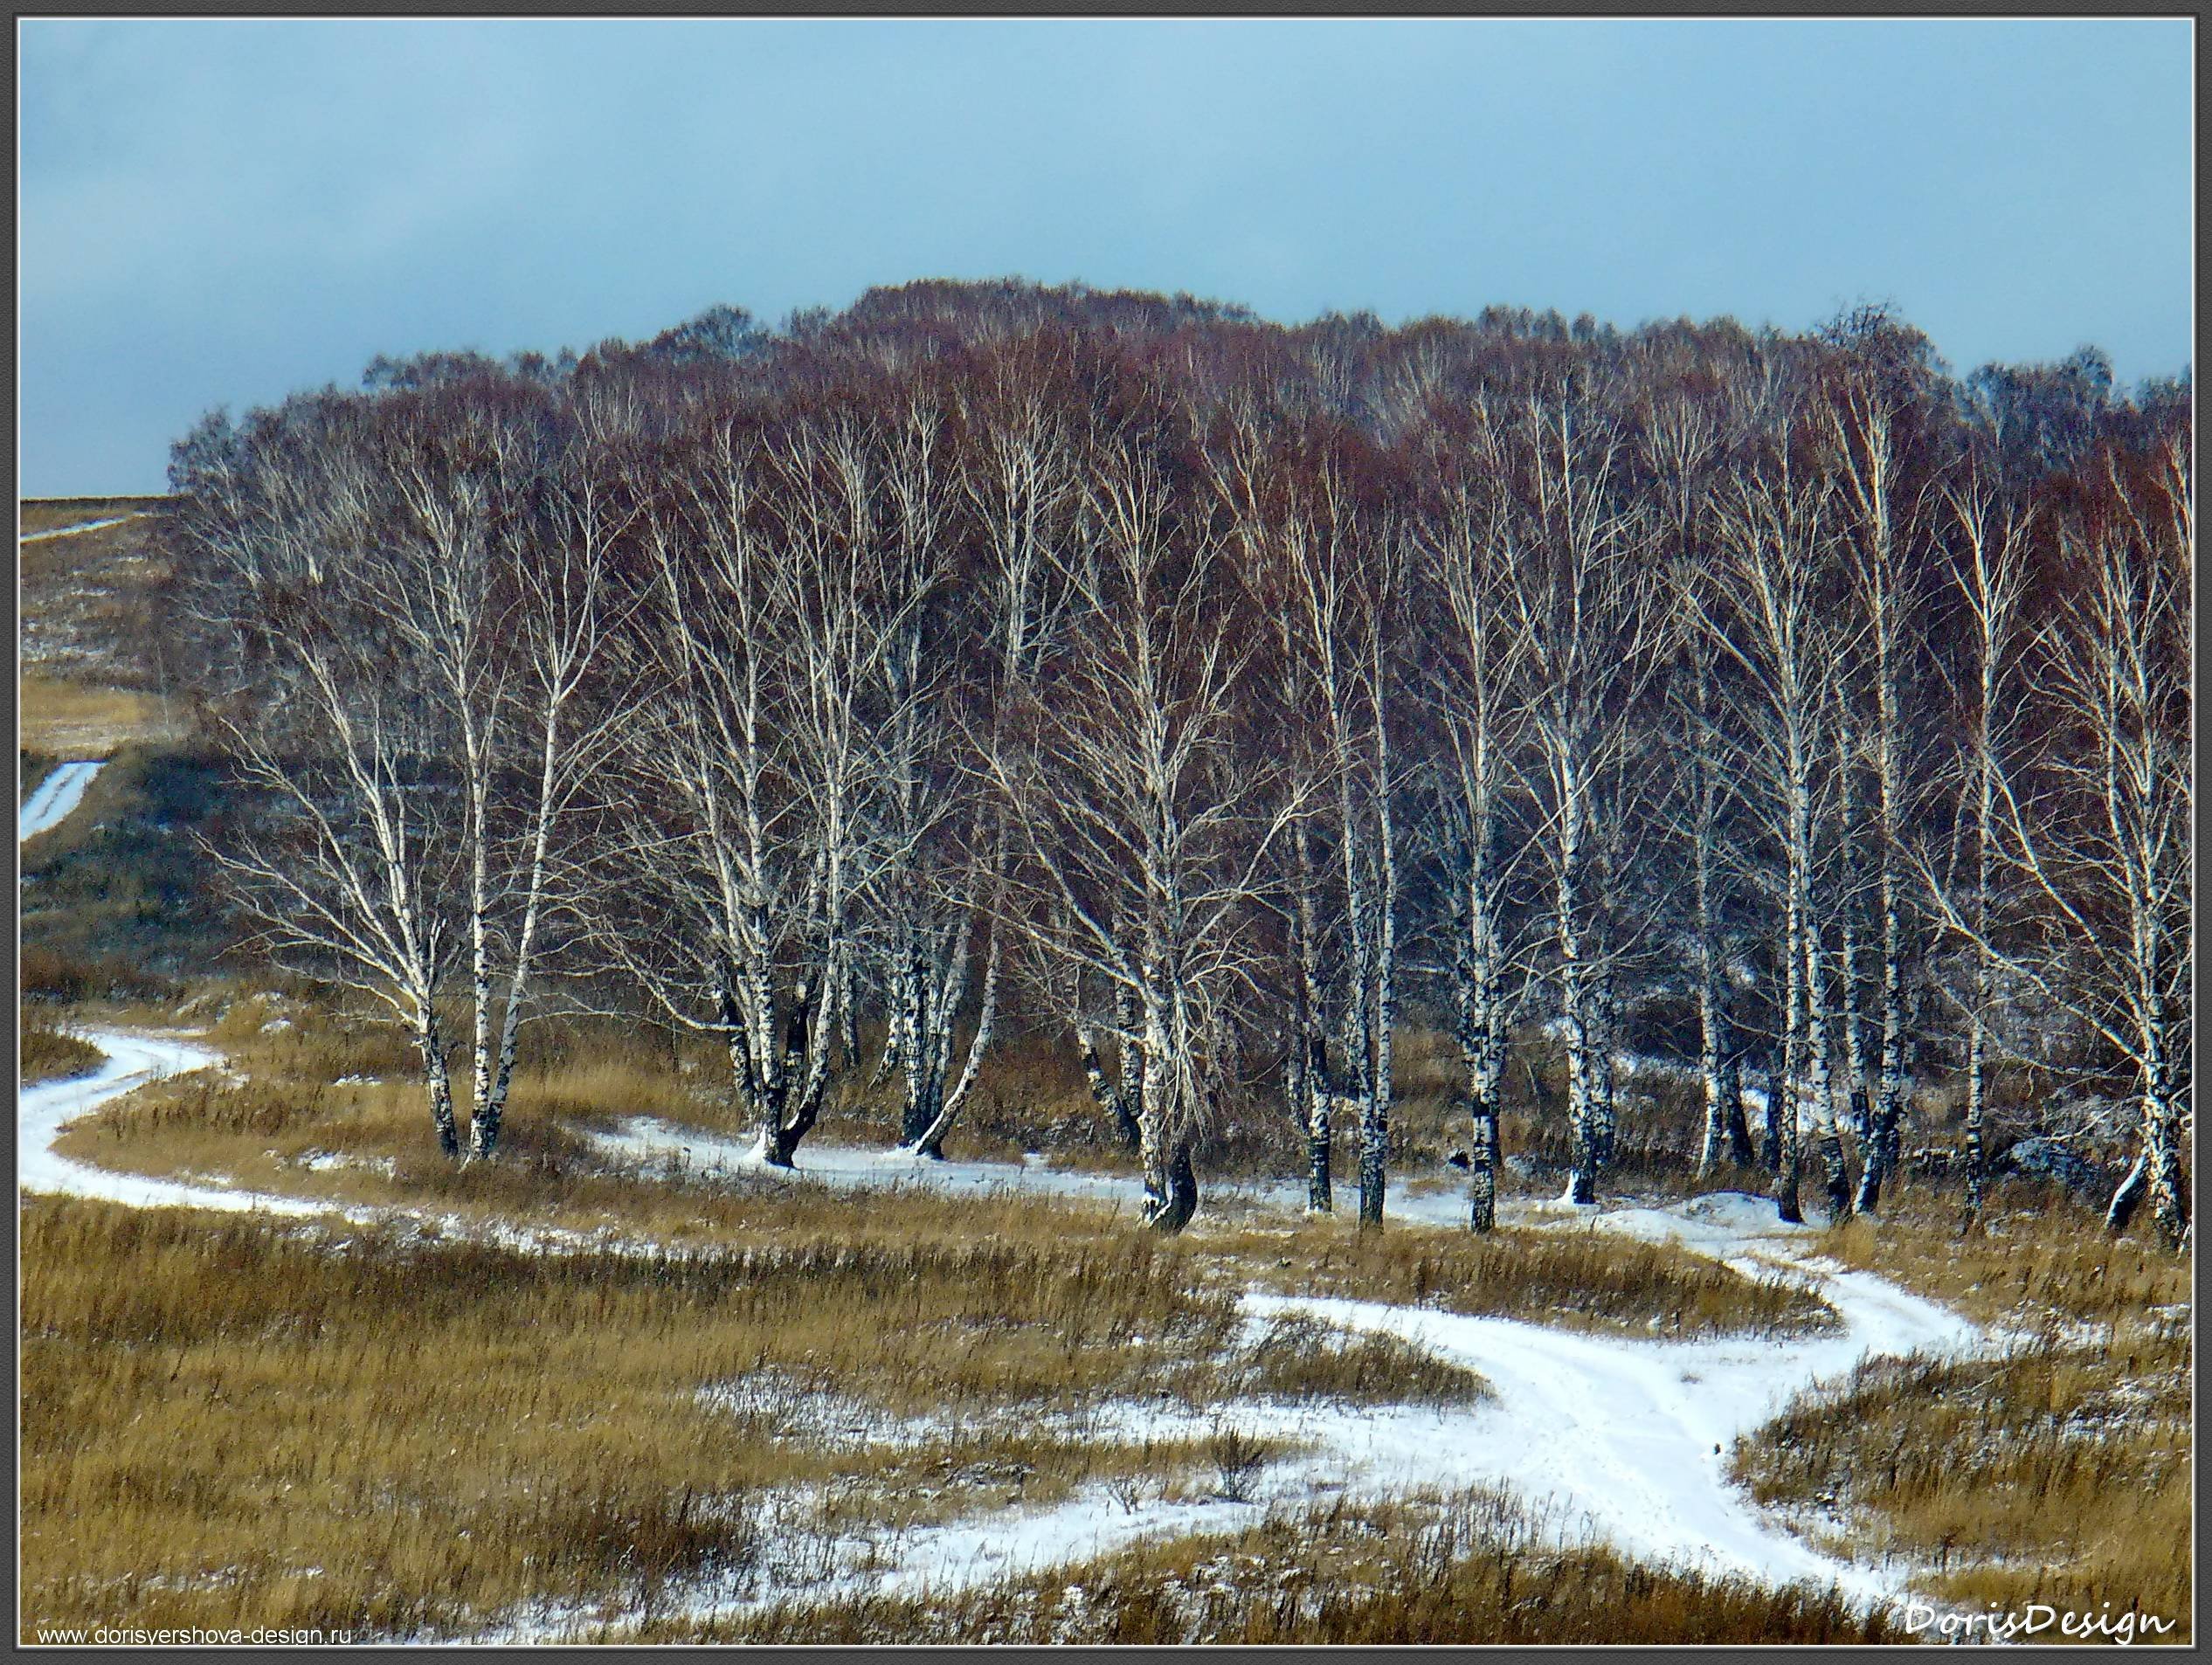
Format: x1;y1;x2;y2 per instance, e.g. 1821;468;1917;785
17;1002;2189;1645
13;517;2193;1643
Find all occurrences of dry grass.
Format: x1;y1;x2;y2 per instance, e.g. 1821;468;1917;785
646;1487;1904;1645
19;1192;1316;1642
1821;1179;2191;1336
59;996;1839;1342
19;499;177;703
1735;1338;2189;1638
18;748;235;978
1217;1313;1490;1408
17;674;183;757
18;495;166;538
21;748;58;801
1733;1181;2192;1641
20;1013;104;1084
1207;1213;1835;1340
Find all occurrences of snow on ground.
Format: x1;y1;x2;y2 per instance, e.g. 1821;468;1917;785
19;759;106;842
27;1030;1987;1639
18;512;150;544
496;1226;1973;1643
18;1029;339;1218
570;1114;1986;1633
587;1113;1490;1230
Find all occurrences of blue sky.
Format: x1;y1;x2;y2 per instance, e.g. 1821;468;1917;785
17;17;2193;495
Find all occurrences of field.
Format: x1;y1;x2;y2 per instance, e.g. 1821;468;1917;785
18;976;2192;1642
14;497;2193;1645
17;498;184;756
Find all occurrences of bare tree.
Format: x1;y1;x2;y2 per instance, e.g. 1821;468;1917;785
1924;435;2192;1247
1646;396;1759;1178
180;395;617;1159
377;421;628;1157
1497;390;1665;1206
1209;417;1401;1225
991;425;1294;1231
1704;433;1853;1223
1930;467;2037;1226
1821;379;1932;1212
605;413;908;1168
1414;407;1534;1229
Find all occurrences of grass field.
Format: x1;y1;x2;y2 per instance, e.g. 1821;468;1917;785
18;497;183;751
1732;1185;2193;1642
21;1175;1887;1646
17;674;184;757
18;1194;1268;1640
660;1488;1905;1645
14;719;2189;1643
19;495;167;538
19;1013;103;1084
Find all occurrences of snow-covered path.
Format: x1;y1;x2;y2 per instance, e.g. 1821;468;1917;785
1249;1220;1974;1609
19;759;105;842
586;1112;1494;1230
18;1029;335;1217
22;1029;1980;1634
18;512;149;545
571;1116;1980;1620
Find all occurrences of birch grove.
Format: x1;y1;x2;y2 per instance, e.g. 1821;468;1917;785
165;287;2188;1247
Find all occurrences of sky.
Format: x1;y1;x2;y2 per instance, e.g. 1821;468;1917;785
17;17;2194;496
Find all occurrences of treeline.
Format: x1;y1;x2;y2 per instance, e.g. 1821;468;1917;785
162;280;2192;1246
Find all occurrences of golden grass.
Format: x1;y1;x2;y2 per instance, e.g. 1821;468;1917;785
1206;1212;1835;1340
59;998;1840;1342
20;749;58;801
645;1487;1904;1645
19;1193;1296;1642
19;1013;104;1084
1821;1180;2191;1336
1732;1179;2192;1641
17;674;183;757
1221;1313;1490;1407
1734;1337;2189;1638
18;496;165;538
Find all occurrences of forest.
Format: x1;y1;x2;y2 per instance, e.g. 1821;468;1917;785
160;279;2193;1252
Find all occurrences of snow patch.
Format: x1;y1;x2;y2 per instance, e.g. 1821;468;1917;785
20;759;105;842
19;512;149;544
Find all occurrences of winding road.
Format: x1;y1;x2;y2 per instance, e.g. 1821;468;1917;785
19;1018;1980;1631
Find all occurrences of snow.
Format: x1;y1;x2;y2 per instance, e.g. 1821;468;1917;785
563;1116;1992;1633
759;1206;1974;1617
591;1115;1140;1208
19;759;105;842
18;512;149;544
590;1114;1555;1232
27;1028;1990;1639
18;1029;340;1218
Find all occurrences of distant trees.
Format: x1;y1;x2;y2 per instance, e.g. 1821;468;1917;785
165;281;2190;1247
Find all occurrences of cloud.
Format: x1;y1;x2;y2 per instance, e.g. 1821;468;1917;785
17;17;2191;494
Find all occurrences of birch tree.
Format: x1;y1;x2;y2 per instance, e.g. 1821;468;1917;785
1821;377;1932;1212
1704;434;1852;1223
605;413;905;1168
1497;390;1664;1206
991;425;1293;1232
179;392;617;1159
1414;407;1533;1229
1209;416;1401;1224
1932;467;2036;1226
1646;395;1759;1178
1925;433;2192;1247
